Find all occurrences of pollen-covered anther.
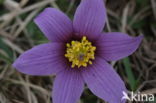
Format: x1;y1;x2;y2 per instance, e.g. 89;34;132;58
65;36;96;68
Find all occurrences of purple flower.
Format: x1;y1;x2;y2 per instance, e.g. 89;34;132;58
13;0;143;103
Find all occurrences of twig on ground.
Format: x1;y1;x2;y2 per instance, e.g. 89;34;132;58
13;9;40;38
2;38;24;54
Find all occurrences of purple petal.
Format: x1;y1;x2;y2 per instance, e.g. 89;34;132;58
73;0;106;39
13;43;65;76
96;32;143;61
82;57;127;103
34;8;73;42
53;69;84;103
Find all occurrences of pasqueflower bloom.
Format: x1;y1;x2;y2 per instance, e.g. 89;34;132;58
13;0;143;103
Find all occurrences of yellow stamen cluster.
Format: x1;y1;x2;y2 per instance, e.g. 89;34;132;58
65;36;96;68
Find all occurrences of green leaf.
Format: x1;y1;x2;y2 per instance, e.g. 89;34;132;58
56;0;69;12
26;22;48;44
123;57;137;91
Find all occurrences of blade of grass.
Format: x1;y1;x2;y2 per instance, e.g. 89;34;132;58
123;57;137;91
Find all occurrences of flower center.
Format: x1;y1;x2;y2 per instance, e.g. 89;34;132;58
65;36;96;68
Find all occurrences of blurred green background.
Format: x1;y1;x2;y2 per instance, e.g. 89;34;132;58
0;0;156;103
